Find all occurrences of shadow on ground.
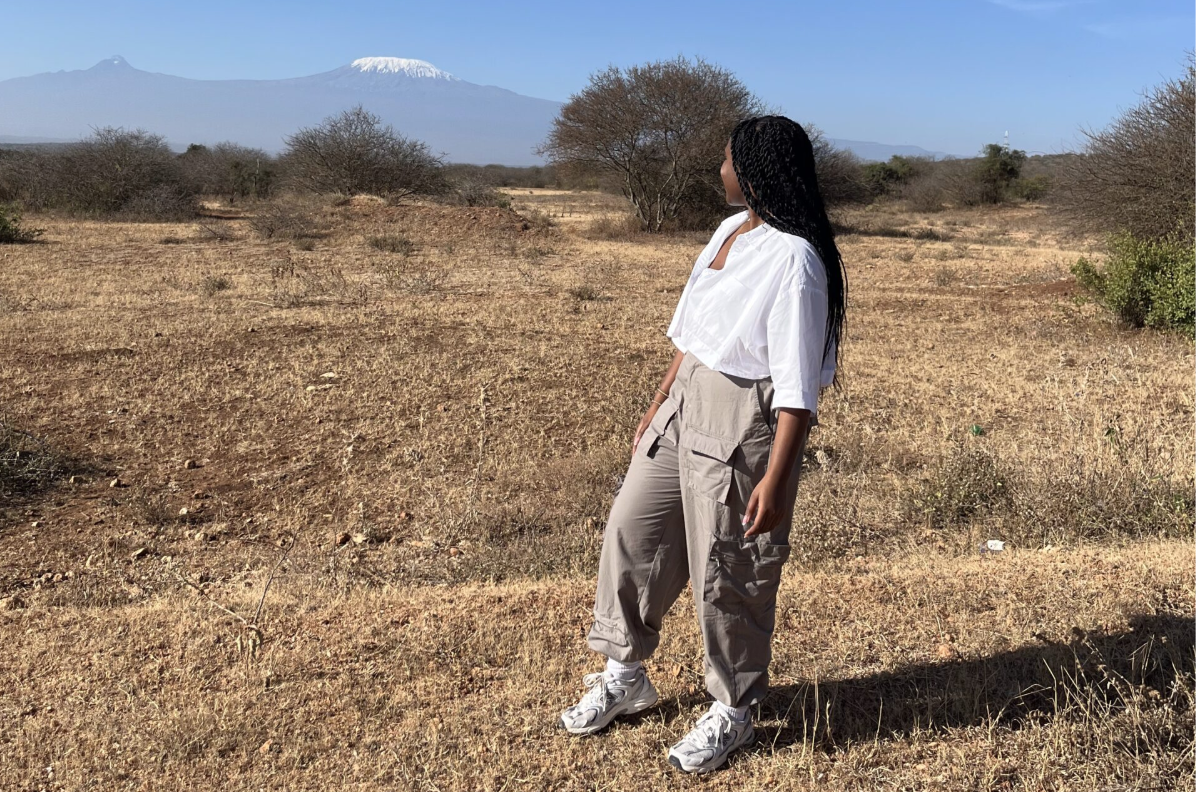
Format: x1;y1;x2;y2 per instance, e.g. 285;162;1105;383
737;612;1195;752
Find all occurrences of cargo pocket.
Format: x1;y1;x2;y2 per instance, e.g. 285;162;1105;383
636;395;679;458
705;539;791;610
680;425;739;504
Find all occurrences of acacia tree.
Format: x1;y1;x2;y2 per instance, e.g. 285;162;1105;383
1057;54;1195;241
282;105;446;199
537;56;766;232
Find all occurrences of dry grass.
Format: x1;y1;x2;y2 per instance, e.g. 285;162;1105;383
0;191;1193;789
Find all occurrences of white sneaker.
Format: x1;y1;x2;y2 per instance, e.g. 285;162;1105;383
666;703;755;774
558;669;658;736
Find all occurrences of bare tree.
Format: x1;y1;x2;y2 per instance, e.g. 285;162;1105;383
1056;53;1195;241
537;56;766;232
0;127;195;219
180;142;276;203
282;105;447;199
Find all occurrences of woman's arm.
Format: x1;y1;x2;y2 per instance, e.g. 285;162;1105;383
631;350;686;456
743;406;811;537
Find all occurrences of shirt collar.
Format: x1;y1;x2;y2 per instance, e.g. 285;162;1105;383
730;209;775;247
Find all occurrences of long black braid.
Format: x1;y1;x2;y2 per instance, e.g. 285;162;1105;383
730;115;847;388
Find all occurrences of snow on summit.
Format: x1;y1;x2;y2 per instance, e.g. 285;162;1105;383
350;57;458;80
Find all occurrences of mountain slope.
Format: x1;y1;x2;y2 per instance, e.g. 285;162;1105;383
0;56;561;165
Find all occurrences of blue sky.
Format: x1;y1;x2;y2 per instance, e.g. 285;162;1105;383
2;0;1192;156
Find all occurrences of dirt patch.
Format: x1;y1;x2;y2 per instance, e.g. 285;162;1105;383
336;202;558;245
1007;276;1083;299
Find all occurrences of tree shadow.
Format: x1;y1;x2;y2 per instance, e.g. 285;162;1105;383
754;612;1194;752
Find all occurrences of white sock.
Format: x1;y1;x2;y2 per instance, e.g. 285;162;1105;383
605;657;642;681
713;700;750;722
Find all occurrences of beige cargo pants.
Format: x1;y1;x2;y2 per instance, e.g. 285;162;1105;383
587;350;812;709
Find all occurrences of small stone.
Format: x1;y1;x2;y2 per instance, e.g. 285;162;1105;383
448;547;461;557
398;511;410;521
194;531;208;542
178;507;190;517
320;372;338;379
110;478;123;489
69;475;84;485
183;459;198;470
351;533;368;545
259;740;273;754
131;547;148;560
31;521;41;528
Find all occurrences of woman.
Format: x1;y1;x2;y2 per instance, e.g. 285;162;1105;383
558;115;847;774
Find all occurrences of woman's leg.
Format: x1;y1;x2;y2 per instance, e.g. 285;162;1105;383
587;393;689;663
676;365;809;710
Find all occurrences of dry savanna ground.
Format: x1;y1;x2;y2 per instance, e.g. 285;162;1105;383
0;188;1193;791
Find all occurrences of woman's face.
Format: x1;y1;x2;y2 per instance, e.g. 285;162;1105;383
720;139;747;207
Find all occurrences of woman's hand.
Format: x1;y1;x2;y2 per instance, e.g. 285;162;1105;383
742;473;785;537
632;349;686;458
743;407;811;537
631;402;661;457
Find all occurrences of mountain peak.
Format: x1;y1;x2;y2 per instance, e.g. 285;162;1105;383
349;57;457;81
91;55;132;70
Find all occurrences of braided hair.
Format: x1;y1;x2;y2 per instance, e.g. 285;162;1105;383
730;115;846;387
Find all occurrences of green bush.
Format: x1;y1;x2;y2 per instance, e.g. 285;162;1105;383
861;155;928;198
1072;228;1195;331
0;204;43;243
973;143;1026;204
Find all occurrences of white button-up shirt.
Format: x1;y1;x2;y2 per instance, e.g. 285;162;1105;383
666;209;836;423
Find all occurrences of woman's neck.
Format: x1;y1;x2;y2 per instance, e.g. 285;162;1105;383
745;207;766;230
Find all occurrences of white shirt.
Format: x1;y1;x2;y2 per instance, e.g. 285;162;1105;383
666;209;836;423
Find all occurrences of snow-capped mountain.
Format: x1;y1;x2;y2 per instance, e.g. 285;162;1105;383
348;57;460;80
0;56;561;165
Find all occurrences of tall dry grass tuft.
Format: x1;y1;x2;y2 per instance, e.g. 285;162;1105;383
0;419;74;498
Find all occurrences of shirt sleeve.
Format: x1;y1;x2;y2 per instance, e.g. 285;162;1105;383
766;253;829;414
665;281;690;352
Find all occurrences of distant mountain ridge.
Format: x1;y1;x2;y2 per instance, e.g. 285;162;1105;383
829;139;950;162
0;57;951;165
0;56;559;165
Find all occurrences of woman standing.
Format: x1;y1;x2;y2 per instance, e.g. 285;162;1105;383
558;115;847;774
